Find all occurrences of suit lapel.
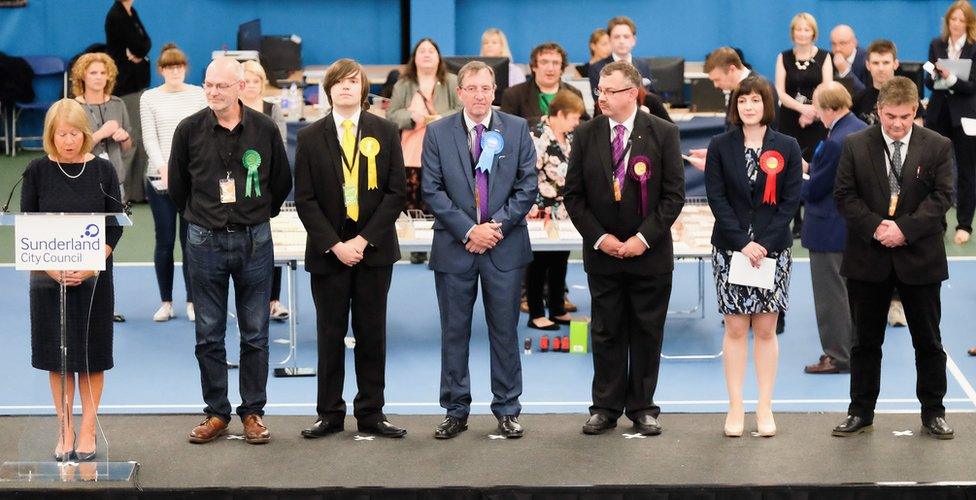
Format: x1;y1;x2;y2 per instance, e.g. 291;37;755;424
321;114;345;187
450;113;476;194
867;126;891;200
728;128;752;205
488;113;505;195
594;116;615;193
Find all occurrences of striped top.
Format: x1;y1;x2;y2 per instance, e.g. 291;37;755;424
140;84;207;176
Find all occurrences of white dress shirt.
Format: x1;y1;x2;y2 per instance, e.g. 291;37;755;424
332;108;362;143
837;48;857;78
881;125;913;182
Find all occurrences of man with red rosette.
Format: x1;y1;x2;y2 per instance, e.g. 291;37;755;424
565;61;685;436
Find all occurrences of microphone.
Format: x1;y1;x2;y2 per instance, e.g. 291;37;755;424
1;172;26;213
99;182;132;217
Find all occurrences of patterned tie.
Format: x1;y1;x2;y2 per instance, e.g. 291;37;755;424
472;124;489;222
341;119;359;221
611;124;627;196
889;140;903;194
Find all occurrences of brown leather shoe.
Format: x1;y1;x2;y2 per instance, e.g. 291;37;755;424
188;416;228;444
804;355;844;374
564;298;578;313
242;414;271;444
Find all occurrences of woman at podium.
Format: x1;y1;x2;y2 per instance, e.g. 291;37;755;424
20;99;124;461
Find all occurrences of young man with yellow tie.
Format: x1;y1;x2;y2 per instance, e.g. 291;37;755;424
294;59;408;438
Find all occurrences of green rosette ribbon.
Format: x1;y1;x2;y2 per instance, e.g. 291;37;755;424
242;149;262;197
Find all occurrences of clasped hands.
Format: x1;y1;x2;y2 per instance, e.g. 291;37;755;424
45;270;96;286
874;219;906;248
740;241;767;268
598;234;648;259
465;222;503;254
331;235;369;266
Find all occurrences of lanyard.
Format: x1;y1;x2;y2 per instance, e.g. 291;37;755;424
340;125;363;174
613;139;633;173
881;141;903;186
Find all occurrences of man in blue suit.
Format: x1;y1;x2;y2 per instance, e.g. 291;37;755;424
830;25;870;93
421;61;538;439
801;81;867;375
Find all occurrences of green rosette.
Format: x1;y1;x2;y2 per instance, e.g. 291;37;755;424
242;149;262;197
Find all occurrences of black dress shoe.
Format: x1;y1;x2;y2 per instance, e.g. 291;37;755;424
634;414;662;436
301;418;344;438
831;415;873;436
582;413;617;435
358;420;407;438
434;416;467;439
922;416;954;440
497;415;523;438
527;319;559;331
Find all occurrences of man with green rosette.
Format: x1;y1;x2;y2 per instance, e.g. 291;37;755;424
293;59;408;439
565;61;685;437
169;57;292;445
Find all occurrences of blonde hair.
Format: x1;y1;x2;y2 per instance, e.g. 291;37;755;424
790;12;819;43
813;81;852;111
70;52;118;97
242;60;269;85
480;28;513;60
43;99;95;157
941;1;976;42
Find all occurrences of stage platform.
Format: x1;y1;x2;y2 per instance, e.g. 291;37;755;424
2;413;974;498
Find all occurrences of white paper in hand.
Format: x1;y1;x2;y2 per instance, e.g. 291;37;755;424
922;60;936;76
962;117;976;137
729;251;776;290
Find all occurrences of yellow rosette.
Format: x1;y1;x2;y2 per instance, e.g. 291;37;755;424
359;137;381;190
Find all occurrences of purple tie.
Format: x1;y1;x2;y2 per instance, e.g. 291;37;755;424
472;124;489;222
612;124;627;192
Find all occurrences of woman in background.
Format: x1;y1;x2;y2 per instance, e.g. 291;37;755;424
140;43;206;322
480;28;527;87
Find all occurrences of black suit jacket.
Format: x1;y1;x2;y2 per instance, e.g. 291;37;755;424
564;110;685;276
587;56;655;94
500;79;588;123
834;125;954;285
294;111;407;275
705;127;803;252
924;37;976;128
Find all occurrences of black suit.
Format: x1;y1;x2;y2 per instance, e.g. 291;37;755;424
564;110;685;421
834;124;954;421
924;36;976;233
500;79;588;123
294;111;406;425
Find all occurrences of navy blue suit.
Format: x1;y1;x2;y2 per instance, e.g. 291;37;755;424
835;47;870;94
705;127;803;254
587;55;655;97
801;112;867;252
421;110;538;419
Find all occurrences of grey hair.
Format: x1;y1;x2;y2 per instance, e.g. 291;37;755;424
207;57;245;81
456;60;495;87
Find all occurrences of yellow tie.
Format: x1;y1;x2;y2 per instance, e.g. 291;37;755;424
340;119;359;221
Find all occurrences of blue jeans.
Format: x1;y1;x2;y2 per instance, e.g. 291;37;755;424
145;181;192;302
185;221;273;422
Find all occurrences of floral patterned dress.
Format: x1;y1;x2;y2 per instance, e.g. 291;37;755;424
530;118;571;221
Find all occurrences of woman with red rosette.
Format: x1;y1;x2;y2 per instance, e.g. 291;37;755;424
704;76;802;438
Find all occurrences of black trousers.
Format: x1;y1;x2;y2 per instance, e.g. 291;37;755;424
587;271;672;421
526;251;569;318
310;263;393;426
846;276;947;420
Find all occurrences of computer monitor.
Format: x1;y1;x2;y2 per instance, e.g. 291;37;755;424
237;19;261;51
442;56;509;105
647;57;685;107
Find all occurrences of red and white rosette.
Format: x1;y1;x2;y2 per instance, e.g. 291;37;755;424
758;150;785;205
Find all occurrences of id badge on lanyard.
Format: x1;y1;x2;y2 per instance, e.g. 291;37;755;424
219;171;236;204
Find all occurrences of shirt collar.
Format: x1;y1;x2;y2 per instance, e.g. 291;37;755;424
463;109;492;132
332;108;362;130
737;68;751;84
207;100;247;131
608;107;637;133
881;125;912;148
611;53;632;64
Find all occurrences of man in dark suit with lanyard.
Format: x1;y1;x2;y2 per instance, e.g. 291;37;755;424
565;61;685;436
832;76;955;439
293;59;408;439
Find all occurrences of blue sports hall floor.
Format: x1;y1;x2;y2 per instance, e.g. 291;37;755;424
1;258;974;418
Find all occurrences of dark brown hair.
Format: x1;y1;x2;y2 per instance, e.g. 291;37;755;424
588;28;608;56
323;58;370;110
530;42;568;72
548;89;585;117
600;60;641;88
704;47;744;73
728;76;776;126
401;37;448;85
866;39;898;59
607;16;637;36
